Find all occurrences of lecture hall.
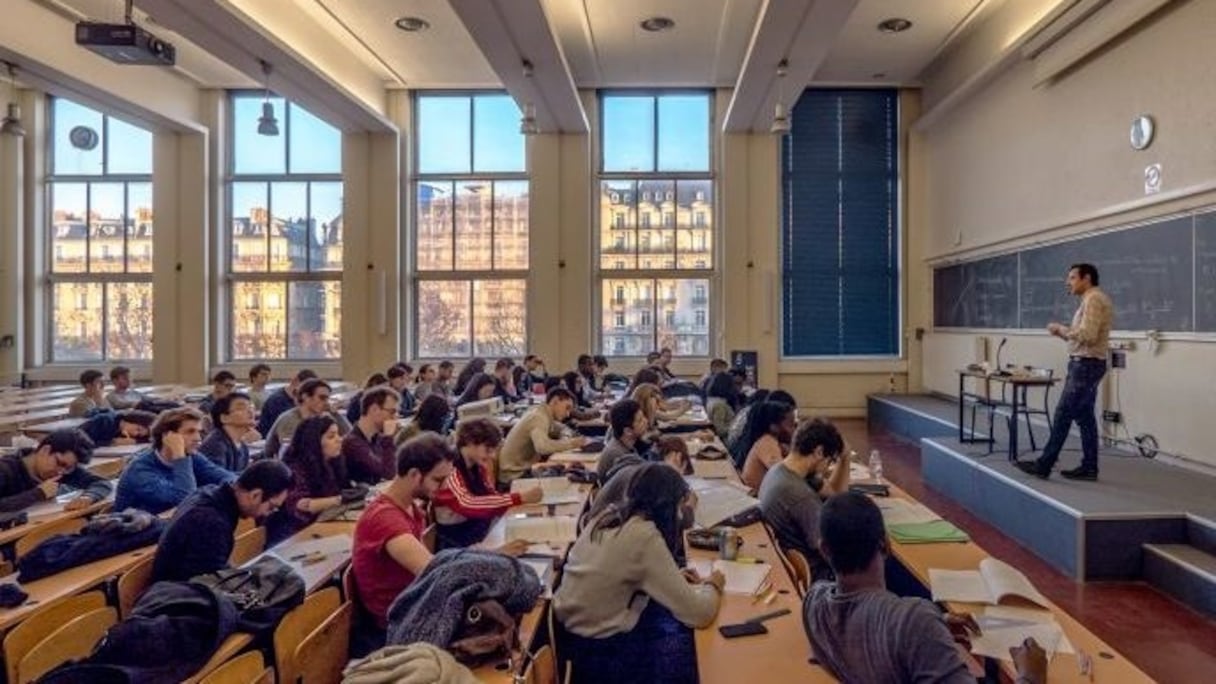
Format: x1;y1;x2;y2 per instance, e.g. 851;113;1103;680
0;0;1214;682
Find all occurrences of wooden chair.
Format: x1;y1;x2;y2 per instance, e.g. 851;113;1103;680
273;587;349;684
3;591;107;684
14;515;87;562
235;516;256;537
15;606;117;683
229;526;267;566
117;552;156;618
89;458;127;479
198;650;270;684
784;547;812;596
524;644;557;684
294;601;351;684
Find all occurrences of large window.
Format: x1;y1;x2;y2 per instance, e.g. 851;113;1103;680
598;93;713;356
47;98;153;362
227;94;343;360
413;94;528;358
781;89;900;357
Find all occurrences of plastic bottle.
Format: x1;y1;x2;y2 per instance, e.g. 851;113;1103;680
869;449;884;484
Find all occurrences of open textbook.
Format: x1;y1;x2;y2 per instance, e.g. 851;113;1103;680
686;477;759;527
511;477;583;505
929;558;1050;609
504;515;579;546
689;559;771;595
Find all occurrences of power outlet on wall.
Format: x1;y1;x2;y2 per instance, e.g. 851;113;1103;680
1102;410;1123;424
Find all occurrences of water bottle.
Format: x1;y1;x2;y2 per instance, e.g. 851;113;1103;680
869;449;884;484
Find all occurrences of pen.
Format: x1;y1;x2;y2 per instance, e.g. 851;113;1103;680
734;557;762;564
750;580;772;602
747;608;791;624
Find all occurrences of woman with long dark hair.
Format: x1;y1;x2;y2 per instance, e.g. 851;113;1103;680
704;372;741;441
275;415;348;540
453;358;487;396
395;393;452;447
739;400;797;490
553;464;723;683
726;389;770;459
432;419;542;549
455;373;498;407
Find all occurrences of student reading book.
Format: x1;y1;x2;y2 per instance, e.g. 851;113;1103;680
929;558;1050;609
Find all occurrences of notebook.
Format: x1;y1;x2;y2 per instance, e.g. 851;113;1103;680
689;480;760;528
688;559;771;595
887;520;969;544
970;606;1074;661
511;477;583;505
504;515;579;546
929;558;1050;609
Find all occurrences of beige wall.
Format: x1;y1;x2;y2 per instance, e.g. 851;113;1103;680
916;0;1216;466
0;82;21;384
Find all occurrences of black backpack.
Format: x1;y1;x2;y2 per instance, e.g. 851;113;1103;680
191;555;305;634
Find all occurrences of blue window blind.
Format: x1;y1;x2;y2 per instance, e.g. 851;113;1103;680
782;89;899;356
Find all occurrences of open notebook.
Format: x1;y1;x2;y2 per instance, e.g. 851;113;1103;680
688;559;771;595
686;478;759;528
504;515;579;546
929;558;1050;609
510;477;583;505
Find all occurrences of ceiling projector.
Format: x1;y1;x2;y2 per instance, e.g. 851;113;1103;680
75;22;176;66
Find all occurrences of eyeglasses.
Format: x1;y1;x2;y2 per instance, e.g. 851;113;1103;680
316;394;332;401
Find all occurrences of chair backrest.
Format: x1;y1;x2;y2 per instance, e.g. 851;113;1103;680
235;516;256;537
229;526;267;566
785;547;812;596
89;458;127;480
294;601;351;684
4;591;107;684
14;515;87;562
273;587;341;684
198;650;267;684
524;644;557;684
117;552;157;619
16;606;117;684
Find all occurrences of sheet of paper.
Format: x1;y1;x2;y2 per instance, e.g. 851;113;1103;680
982;606;1075;655
877;498;941;526
971;606;1073;661
511;477;583;504
693;482;759;528
849;462;872;480
712;560;771;595
504;516;578;545
549;451;599;466
929;568;991;604
271;533;353;562
692;460;735;479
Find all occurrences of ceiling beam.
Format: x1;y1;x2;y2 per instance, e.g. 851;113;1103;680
448;0;587;134
137;0;393;133
723;0;860;133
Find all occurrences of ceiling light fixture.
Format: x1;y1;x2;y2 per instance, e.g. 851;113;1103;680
770;59;791;135
394;16;430;32
1;62;24;138
257;60;279;137
519;59;539;136
877;17;913;33
640;16;675;32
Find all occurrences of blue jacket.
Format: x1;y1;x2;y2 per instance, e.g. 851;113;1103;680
114;448;236;515
79;411;122;446
197;429;250;473
257;389;295;436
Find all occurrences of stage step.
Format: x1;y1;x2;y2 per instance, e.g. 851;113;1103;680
1142;543;1216;619
1187;517;1216;557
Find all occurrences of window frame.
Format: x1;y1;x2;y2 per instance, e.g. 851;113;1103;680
409;91;530;360
44;97;154;363
223;91;344;362
595;89;717;359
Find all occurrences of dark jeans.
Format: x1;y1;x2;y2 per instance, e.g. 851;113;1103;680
1038;357;1107;471
560;600;698;684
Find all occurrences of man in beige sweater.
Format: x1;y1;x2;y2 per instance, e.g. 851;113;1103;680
496;387;586;487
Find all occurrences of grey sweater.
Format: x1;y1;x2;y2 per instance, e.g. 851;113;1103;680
553;517;719;638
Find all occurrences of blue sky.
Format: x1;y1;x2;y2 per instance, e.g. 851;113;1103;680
418;94;525;174
603;93;710;172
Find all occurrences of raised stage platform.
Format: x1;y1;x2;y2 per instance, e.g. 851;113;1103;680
868;393;1216;618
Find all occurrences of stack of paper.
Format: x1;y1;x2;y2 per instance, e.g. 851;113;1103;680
692;460;735;479
971;606;1074;661
504;515;579;546
877;498;941;526
688;559;771;595
690;481;759;527
511;477;583;505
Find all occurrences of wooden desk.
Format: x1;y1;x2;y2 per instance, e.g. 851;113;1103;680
0;546;153;632
957;370;1059;460
0;494;113;547
883;482;1151;683
22;417;86;437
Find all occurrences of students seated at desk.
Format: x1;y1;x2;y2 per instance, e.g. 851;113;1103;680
79;409;156;447
738;401;796;490
554;464;722;684
114;407;237;515
434;419;542;549
522;354;548;388
805;492;1047;684
496;388;587;487
395;394;452;447
264;378;352;459
151;460;292;583
591;437;691;521
198;393;259;473
455;373;498;408
412;363;440;403
277;415;349;539
596;398;648;481
68;369;109;417
453;358;487;397
559;372;598;415
343;387;401;484
247;363;272;411
0;430;109;513
386;363;416;415
704;371;741;441
345;372;390;425
353;433;454;630
257;368;317;437
196;370;237;416
493;358;522;403
759;418;848;582
105;365;145;410
698;358;729;395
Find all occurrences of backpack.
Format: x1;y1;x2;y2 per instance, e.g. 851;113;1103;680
190;555;304;634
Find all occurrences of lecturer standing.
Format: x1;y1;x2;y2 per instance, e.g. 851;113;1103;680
1017;263;1113;481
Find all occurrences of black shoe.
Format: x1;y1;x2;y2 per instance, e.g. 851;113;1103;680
1060;467;1098;481
1015;460;1050;479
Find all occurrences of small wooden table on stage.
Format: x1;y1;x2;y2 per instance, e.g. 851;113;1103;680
957;369;1059;461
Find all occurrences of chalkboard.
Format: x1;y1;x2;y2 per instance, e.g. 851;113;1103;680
1196;212;1216;331
935;210;1210;332
933;254;1019;328
1020;217;1192;331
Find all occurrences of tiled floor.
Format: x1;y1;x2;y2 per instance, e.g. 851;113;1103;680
841;419;1216;683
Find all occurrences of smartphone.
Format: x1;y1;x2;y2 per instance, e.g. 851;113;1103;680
718;622;769;639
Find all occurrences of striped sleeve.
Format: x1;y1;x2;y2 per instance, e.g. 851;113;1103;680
435;468;521;519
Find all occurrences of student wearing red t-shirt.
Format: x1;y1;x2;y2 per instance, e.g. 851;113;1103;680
352;433;453;631
433;418;542;549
